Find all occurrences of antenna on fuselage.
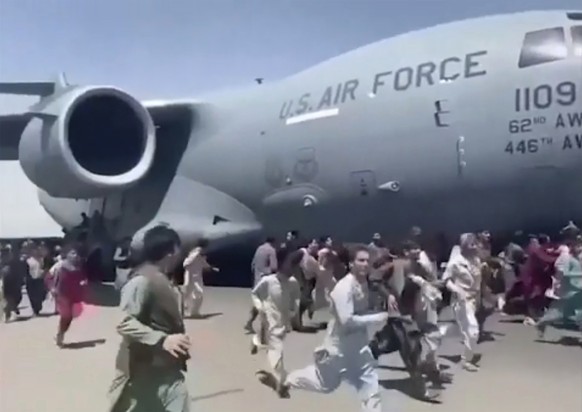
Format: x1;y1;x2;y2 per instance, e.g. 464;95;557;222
255;78;264;85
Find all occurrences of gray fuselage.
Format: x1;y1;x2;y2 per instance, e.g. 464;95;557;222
40;10;582;247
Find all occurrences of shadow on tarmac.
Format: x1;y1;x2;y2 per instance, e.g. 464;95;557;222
61;338;107;350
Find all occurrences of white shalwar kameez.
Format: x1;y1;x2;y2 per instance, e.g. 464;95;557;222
183;247;209;317
251;274;300;385
287;273;387;412
313;248;337;311
443;250;482;368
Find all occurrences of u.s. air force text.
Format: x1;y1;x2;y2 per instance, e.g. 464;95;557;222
279;51;488;120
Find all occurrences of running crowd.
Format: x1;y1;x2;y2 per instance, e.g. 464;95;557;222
0;240;87;346
1;222;581;412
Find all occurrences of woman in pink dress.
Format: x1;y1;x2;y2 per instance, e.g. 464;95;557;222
54;244;87;347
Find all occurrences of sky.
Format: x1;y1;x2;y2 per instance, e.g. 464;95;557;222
0;0;579;112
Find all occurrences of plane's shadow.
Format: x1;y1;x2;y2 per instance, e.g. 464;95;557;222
61;338;107;350
536;336;581;347
185;312;223;320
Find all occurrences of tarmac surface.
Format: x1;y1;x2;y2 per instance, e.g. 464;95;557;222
1;285;581;412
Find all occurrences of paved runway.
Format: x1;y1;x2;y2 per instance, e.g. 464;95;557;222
1;286;580;412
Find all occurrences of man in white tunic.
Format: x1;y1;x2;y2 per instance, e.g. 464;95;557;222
182;239;218;318
251;249;302;398
245;237;278;333
285;245;388;412
25;245;46;316
443;233;482;372
251;237;279;286
313;240;337;312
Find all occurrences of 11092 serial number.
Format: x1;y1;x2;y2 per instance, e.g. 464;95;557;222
515;81;576;112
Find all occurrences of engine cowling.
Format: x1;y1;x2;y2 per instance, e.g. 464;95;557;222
18;86;156;198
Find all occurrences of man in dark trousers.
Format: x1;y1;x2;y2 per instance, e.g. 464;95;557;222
108;225;191;412
2;246;26;322
1;246;24;322
369;241;445;402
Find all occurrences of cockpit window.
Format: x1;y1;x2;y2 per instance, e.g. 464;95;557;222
572;26;582;57
518;27;568;68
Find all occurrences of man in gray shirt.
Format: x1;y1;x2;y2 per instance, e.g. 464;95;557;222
108;225;191;412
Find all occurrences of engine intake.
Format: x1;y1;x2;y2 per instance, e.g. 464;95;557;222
18;86;156;198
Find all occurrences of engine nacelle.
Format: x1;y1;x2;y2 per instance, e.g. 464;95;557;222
18;86;156;198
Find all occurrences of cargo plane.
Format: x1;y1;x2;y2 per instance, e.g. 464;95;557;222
0;10;581;250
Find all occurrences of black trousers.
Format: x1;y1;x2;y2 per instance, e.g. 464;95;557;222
26;278;46;315
293;278;315;329
369;317;423;374
3;283;22;317
369;317;437;399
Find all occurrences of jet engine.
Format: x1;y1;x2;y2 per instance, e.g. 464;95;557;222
18;86;156;198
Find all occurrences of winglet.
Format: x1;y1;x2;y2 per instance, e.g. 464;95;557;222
0;72;70;97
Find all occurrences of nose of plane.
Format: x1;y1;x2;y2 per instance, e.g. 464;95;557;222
37;189;88;230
